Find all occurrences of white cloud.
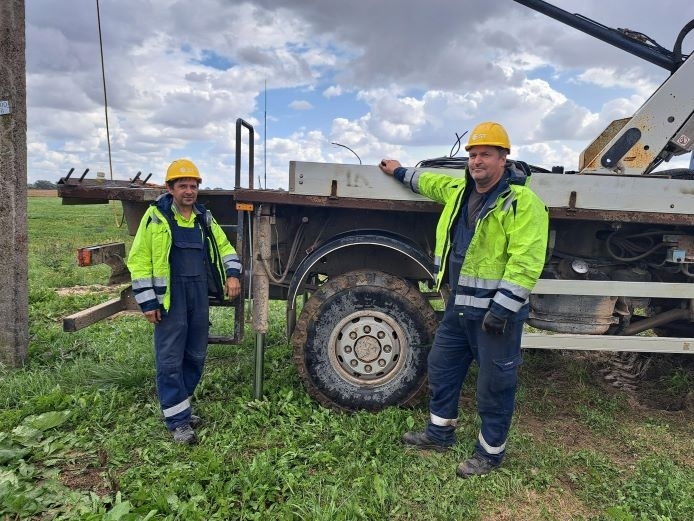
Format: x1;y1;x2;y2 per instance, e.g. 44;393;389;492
19;0;692;189
288;100;313;111
576;67;661;97
323;85;343;98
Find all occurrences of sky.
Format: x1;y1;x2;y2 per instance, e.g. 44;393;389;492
24;0;694;189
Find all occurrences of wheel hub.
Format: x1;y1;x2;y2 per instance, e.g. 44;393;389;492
354;335;380;363
328;311;406;386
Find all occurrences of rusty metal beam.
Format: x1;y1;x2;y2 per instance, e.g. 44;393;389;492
548;207;694;225
76;243;130;284
233;188;441;213
57;178;166;203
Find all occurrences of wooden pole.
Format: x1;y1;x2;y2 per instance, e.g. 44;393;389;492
0;0;29;368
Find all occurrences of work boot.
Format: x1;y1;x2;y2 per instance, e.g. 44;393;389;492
172;424;198;445
402;431;451;452
189;414;202;428
456;453;501;478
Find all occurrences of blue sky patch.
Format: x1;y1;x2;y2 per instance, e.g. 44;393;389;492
196;49;234;71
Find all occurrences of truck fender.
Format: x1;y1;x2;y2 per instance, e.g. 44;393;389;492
286;229;436;337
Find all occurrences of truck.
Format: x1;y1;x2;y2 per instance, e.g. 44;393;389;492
57;0;694;412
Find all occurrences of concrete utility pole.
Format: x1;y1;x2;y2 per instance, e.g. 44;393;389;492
0;0;29;368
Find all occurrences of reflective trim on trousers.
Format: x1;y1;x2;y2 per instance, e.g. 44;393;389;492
430;412;458;427
478;431;506;455
162;398;191;418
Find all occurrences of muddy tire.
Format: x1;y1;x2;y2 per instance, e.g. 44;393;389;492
292;270;438;411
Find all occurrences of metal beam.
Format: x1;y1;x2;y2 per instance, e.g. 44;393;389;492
533;279;694;298
523;332;694;354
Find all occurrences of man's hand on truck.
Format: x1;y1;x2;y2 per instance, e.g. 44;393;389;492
379;159;402;176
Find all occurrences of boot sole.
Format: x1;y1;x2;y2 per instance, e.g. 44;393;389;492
402;441;451;452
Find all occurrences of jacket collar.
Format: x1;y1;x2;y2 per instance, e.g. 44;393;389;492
154;193;205;217
473;161;529;220
506;160;530;186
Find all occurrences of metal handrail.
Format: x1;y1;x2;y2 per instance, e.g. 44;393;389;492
235;118;255;189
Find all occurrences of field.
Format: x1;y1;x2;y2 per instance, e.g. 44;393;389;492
27;189;58;197
1;196;693;520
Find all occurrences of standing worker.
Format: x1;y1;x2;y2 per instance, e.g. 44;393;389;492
128;159;242;444
379;122;548;478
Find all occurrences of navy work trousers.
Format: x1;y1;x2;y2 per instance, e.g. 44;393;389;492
154;276;209;430
425;295;524;464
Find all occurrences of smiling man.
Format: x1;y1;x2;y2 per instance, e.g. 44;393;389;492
128;159;242;444
379;122;548;477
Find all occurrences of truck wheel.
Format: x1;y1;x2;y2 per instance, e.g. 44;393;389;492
292;270;438;411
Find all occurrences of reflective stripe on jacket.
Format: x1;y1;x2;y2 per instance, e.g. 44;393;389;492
127;194;241;312
399;163;548;319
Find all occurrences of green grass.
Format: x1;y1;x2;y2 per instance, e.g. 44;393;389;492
1;196;693;520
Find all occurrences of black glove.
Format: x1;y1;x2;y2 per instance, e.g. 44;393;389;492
482;310;507;335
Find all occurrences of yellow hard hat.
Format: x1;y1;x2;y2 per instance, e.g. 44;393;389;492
165;159;202;183
465;122;511;152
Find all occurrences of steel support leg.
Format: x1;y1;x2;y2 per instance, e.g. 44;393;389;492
254;333;265;399
251;207;271;400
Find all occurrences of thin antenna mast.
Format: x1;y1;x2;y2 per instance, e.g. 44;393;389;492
96;0;113;181
264;80;267;189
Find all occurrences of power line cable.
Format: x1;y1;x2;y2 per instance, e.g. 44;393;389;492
96;0;121;226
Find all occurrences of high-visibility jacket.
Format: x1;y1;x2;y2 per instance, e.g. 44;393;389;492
127;193;242;312
397;162;548;319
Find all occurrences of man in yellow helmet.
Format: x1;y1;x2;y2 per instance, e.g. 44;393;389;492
127;159;242;444
380;122;548;477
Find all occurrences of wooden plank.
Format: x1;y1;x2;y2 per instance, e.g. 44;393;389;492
63;298;126;332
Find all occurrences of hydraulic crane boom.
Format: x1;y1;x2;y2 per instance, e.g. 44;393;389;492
512;0;686;72
513;0;694;175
